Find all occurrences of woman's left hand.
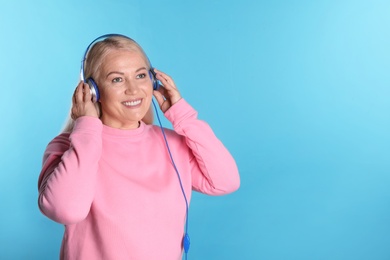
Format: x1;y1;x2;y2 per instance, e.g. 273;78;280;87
153;69;182;113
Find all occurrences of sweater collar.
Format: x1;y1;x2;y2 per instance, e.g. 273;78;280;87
102;121;146;138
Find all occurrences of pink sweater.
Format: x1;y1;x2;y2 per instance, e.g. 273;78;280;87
38;99;240;260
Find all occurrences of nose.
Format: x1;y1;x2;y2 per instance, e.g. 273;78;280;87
124;80;138;95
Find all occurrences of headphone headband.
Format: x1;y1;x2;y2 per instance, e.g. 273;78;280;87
80;33;136;82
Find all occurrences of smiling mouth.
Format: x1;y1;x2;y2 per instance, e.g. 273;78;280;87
122;99;142;107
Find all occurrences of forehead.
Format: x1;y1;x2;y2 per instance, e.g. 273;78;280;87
100;49;149;72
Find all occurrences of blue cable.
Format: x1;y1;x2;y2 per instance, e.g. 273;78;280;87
152;99;190;259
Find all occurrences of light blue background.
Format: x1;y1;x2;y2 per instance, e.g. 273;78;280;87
1;0;389;259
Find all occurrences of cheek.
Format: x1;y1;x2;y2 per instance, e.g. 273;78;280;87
100;88;121;102
143;84;154;97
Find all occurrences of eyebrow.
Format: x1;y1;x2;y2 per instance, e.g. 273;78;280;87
105;67;148;79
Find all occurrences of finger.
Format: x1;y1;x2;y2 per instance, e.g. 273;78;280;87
74;81;84;103
82;82;92;102
72;82;81;105
155;85;168;97
154;69;176;89
153;69;182;105
153;90;165;107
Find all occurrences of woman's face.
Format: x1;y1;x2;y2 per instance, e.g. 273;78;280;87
97;48;153;129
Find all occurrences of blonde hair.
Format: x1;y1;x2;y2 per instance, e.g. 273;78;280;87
61;36;154;133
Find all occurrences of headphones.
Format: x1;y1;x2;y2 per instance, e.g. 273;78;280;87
80;33;160;103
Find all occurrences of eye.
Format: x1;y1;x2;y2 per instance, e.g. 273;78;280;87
112;77;123;83
136;73;146;79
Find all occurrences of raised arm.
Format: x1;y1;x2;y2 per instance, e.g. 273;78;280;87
165;99;240;195
38;117;103;224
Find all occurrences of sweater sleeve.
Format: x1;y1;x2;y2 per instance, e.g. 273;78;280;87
165;99;240;195
38;116;103;224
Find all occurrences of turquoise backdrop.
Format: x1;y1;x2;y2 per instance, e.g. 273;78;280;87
0;0;389;259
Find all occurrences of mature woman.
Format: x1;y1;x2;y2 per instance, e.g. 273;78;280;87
38;34;240;260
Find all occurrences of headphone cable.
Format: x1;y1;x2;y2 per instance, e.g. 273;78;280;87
152;99;190;259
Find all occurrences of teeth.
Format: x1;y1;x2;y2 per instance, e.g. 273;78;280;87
123;100;141;106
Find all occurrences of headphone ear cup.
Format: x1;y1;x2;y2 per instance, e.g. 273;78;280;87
149;69;159;90
87;78;100;103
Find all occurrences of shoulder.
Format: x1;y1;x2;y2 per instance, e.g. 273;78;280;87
146;124;184;143
147;124;177;136
42;133;71;161
47;132;71;146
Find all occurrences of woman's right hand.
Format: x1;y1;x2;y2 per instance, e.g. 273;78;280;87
71;81;99;120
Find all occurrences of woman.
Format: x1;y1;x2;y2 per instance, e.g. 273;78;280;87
38;34;240;260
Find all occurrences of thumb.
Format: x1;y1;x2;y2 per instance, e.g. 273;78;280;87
153;90;165;107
